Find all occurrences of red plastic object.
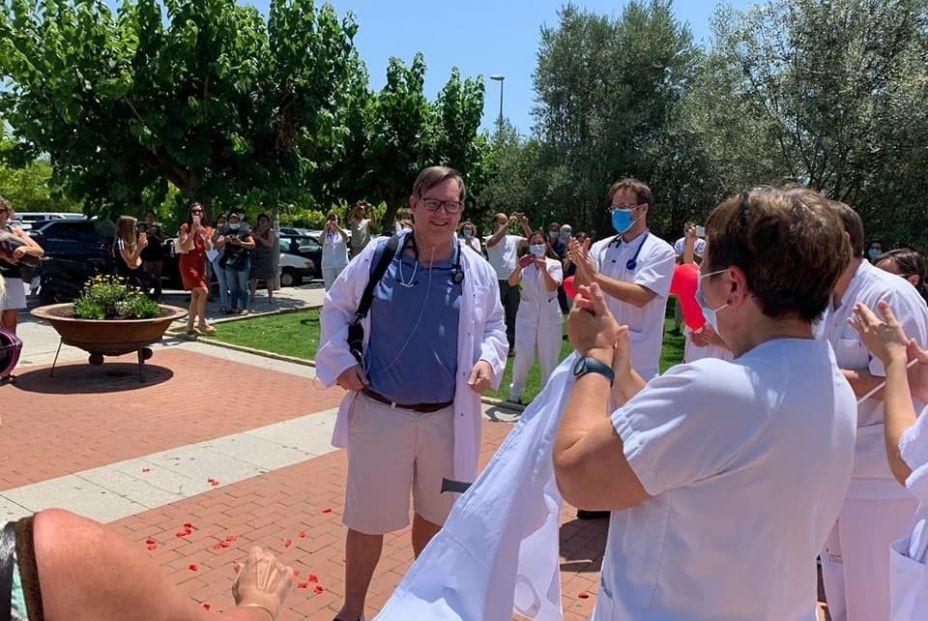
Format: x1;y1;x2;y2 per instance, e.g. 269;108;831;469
669;263;706;331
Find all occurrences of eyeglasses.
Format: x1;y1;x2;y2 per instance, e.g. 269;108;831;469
420;198;464;214
608;203;640;212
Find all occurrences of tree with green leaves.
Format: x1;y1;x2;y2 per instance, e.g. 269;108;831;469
531;0;700;238
690;0;928;247
0;0;360;217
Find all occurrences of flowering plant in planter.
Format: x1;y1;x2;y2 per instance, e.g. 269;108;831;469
72;275;161;320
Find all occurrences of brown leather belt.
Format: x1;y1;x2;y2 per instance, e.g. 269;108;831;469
361;388;453;413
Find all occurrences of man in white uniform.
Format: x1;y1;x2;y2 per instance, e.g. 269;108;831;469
554;186;856;620
486;212;532;353
816;199;928;621
569;177;676;381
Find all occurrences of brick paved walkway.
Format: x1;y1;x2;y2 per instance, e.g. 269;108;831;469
4;345;606;620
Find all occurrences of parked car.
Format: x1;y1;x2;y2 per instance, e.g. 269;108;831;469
278;235;322;286
29;219;115;304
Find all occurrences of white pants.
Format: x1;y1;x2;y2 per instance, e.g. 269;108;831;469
508;318;562;401
821;495;918;621
322;264;346;291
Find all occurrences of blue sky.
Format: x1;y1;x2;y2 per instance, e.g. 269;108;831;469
248;0;759;134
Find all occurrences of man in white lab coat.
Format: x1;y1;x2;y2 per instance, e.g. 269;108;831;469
816;198;928;621
315;166;508;621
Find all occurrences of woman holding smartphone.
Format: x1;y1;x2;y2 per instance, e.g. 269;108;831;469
506;230;563;404
112;215;147;289
177;202;215;335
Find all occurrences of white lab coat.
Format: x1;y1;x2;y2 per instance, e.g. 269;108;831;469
315;237;508;483
510;258;563;401
891;407;928;621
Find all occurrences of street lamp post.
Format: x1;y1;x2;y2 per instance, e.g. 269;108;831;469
490;74;504;134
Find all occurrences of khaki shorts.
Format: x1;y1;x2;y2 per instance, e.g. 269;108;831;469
343;394;456;535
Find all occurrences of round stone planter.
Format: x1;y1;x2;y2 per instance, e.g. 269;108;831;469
31;303;187;381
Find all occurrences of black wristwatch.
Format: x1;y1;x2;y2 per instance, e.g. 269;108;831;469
572;356;615;386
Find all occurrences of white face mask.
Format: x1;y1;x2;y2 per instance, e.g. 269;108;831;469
695;268;728;335
529;244;546;257
229;222;240;231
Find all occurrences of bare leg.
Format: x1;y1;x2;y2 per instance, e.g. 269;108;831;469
411;513;442;559
195;286;210;330
1;309;17;334
186;290;197;332
336;528;383;621
33;509;290;621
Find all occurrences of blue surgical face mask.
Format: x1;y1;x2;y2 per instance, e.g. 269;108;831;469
868;248;881;260
559;230;571;242
548;230;558;240
462;228;473;238
611;208;639;234
529;244;546;257
695;268;729;335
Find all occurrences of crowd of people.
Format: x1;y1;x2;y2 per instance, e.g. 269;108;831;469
4;163;928;620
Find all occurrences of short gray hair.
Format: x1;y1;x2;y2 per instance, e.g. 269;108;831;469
412;166;466;202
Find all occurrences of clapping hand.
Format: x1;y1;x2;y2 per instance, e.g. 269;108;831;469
568;283;620;361
568;237;595;277
850;300;928;403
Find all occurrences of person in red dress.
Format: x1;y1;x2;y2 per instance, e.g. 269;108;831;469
177;202;216;335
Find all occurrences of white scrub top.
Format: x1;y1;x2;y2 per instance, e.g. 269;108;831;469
821;260;928;500
486;234;523;281
599;338;856;620
590;231;675;379
673;236;706;258
516;257;563;327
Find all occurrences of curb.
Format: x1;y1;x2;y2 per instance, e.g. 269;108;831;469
190;317;524;413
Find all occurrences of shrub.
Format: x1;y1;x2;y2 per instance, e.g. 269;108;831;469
72;275;161;320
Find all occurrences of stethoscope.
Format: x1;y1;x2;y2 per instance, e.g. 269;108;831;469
606;231;649;270
396;232;465;287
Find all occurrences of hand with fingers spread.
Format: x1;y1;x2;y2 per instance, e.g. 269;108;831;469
849;301;914;365
232;546;294;620
568;283;620;363
850;300;928;403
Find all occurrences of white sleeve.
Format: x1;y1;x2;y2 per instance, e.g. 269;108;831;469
611;361;756;496
695;238;706;258
673;238;684;256
633;244;675;299
547;259;563;285
315;245;377;386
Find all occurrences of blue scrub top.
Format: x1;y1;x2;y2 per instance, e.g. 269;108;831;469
365;234;462;404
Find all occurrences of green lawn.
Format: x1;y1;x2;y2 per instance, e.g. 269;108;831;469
213;301;686;404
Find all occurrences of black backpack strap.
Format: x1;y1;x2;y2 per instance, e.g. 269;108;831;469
356;234;399;321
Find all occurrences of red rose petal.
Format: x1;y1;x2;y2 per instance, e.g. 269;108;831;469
578;592;590;600
212;543;224;550
314;585;325;594
146;544;158;551
183;523;194;529
209;480;220;487
297;530;306;538
308;573;319;583
283;538;292;548
145;538;156;545
292;569;300;577
188;564;199;572
225;535;237;542
202;602;211;611
297;581;309;589
322;508;333;514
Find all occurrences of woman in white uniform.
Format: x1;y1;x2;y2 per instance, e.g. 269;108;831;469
850;300;928;621
554;187;857;620
507;230;563;404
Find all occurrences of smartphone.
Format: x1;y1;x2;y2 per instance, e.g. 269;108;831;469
519;254;533;268
192;214;201;227
696;226;705;238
